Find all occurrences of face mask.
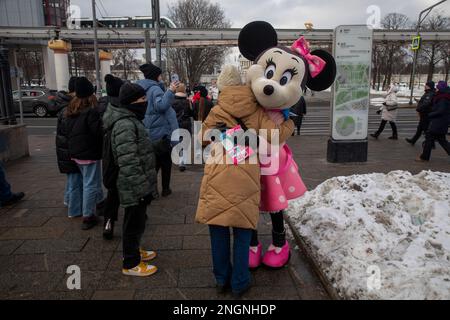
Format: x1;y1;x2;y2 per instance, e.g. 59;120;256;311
125;102;147;120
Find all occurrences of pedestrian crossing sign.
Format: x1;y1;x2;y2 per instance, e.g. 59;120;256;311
411;36;421;50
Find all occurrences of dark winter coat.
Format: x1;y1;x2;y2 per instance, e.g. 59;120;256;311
193;97;213;122
290;96;307;126
56;106;79;174
172;94;193;132
97;96;120;116
428;88;450;135
416;89;435;121
102;104;158;208
55;91;73;114
66;107;103;160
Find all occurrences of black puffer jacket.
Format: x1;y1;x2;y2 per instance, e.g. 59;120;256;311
56;106;79;174
66;107;103;160
428;88;450;135
172;95;193;132
416;89;435;120
55;91;72;115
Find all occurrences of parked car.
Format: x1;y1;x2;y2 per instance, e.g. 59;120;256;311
13;89;59;117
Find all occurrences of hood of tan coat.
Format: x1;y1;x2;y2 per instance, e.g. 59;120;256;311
217;86;259;119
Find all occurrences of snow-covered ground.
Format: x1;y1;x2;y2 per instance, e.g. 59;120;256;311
287;170;450;300
370;88;424;106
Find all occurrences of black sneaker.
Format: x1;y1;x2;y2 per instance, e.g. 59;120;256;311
370;133;378;139
161;189;172;197
179;165;186;172
1;192;25;207
103;218;114;240
82;216;98;230
405;138;415;145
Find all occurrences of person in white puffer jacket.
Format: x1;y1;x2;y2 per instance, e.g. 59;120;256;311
371;84;399;140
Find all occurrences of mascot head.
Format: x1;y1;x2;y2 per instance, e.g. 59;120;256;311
238;21;337;110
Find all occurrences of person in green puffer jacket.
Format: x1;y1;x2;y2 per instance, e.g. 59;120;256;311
102;82;159;277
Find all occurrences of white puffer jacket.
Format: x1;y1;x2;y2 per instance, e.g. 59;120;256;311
380;84;399;122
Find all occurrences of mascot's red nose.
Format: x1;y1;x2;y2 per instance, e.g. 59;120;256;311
263;85;274;96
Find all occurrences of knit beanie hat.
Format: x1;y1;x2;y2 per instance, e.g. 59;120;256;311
436;80;448;91
217;65;242;91
139;63;162;81
75;77;94;98
104;74;124;97
119;82;146;105
194;85;208;98
425;81;435;90
68;76;78;93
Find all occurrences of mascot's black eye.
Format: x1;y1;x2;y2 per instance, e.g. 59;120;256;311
280;71;293;86
265;65;276;79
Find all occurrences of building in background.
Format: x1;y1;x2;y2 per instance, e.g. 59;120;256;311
0;0;69;27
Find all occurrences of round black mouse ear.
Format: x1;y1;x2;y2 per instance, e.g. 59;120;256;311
306;50;337;91
238;21;278;61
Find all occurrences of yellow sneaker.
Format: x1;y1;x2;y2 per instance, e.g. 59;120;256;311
140;248;157;262
122;262;157;277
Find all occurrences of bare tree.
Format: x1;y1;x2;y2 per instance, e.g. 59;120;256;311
167;0;231;86
17;49;43;86
378;13;410;88
112;48;139;80
417;12;450;81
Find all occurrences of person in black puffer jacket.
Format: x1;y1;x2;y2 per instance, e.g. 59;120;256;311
65;77;104;230
406;81;435;145
56;76;78;207
171;83;193;171
418;81;450;161
97;74;123;116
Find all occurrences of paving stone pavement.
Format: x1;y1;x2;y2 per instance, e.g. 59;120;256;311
0;133;448;300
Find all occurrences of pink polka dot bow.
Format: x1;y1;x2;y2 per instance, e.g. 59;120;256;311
291;36;326;78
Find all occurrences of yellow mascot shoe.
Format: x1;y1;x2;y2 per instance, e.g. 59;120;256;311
122;262;157;277
140;249;157;262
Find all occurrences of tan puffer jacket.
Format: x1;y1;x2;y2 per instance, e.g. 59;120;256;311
195;86;294;230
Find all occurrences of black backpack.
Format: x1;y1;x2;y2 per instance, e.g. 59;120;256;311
102;119;138;189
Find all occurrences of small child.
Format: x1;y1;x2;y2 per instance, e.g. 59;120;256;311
195;65;294;298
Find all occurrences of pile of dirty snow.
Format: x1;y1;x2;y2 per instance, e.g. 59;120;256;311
287;170;450;300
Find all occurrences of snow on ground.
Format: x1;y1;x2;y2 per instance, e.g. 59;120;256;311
287;170;450;300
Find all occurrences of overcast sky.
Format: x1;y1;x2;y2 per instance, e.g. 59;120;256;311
72;0;449;28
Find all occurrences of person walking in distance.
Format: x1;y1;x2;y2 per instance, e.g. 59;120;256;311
65;77;104;230
371;84;399;140
417;81;450;162
137;63;179;198
102;82;159;276
406;81;435;145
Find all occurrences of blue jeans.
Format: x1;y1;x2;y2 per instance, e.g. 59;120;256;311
0;162;12;205
67;161;103;218
208;225;252;293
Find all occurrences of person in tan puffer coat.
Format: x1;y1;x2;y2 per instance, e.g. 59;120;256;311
195;65;294;298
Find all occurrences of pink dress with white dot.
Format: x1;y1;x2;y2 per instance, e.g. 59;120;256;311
259;142;307;213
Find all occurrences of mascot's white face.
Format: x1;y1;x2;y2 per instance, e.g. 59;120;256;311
246;48;306;110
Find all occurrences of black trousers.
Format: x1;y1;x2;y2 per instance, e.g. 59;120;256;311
420;132;450;161
410;119;429;144
155;147;172;191
103;188;120;222
122;200;148;269
375;120;398;137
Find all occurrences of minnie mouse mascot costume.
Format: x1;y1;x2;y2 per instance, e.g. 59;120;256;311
238;21;336;269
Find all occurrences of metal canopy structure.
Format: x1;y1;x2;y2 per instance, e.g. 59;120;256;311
0;26;449;49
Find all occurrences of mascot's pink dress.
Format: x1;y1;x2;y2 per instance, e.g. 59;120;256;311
259;123;307;213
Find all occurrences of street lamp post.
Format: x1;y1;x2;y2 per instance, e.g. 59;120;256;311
409;0;447;105
91;0;102;97
152;0;161;67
